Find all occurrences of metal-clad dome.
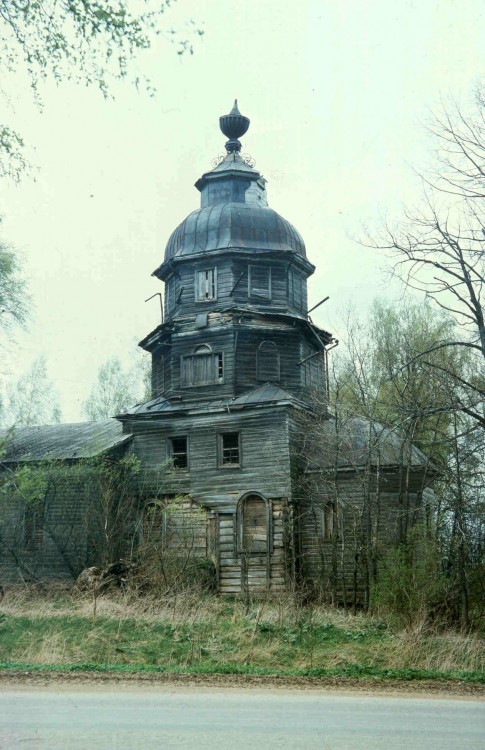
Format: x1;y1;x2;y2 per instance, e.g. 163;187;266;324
164;202;306;261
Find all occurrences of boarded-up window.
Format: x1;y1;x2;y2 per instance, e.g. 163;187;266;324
165;274;180;316
323;502;339;541
143;501;167;543
24;503;44;551
300;342;323;389
248;265;271;300
181;345;224;387
288;270;304;311
257;340;280;381
195;268;217;301
143;497;206;555
241;495;269;553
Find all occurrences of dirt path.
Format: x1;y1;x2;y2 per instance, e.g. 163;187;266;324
1;669;484;699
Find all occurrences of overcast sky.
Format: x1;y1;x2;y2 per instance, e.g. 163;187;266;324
1;0;485;421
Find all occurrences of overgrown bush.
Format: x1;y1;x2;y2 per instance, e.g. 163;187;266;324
371;529;451;628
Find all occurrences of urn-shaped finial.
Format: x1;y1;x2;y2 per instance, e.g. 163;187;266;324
219;100;250;153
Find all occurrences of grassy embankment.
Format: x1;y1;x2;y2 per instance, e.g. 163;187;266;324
0;588;484;683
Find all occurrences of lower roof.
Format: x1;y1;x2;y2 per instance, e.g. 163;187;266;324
0;420;132;464
120;382;308;418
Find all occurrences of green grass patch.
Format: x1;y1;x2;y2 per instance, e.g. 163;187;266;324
0;595;483;682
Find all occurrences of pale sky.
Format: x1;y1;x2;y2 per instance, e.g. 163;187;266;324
1;0;485;421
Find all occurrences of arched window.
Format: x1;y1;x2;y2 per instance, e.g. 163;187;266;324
143;501;167;545
257;341;280;381
238;494;270;554
181;343;224;386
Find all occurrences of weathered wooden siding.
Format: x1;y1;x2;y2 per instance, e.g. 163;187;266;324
297;471;426;602
126;407;292;507
217;499;288;595
162;257;311;320
0;465;102;583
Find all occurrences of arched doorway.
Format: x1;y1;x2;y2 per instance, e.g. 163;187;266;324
237;493;271;591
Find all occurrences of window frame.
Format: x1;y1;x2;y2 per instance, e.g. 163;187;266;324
218;431;242;469
288;269;304;311
180;345;225;388
195;267;218;302
323;501;339;541
23;503;44;552
168;435;189;470
248;264;272;301
256;340;281;382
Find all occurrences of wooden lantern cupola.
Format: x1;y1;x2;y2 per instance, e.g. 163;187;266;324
138;103;332;406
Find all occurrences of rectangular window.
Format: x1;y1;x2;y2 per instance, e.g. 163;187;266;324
195;268;217;301
181;350;224;387
219;432;241;467
169;436;188;469
301;343;322;389
323;502;339;541
248;265;271;300
288;270;303;311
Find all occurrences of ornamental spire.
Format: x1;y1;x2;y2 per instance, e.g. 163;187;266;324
219;99;250;153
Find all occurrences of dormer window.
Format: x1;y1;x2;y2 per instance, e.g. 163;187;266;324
196;268;217;301
181;344;224;387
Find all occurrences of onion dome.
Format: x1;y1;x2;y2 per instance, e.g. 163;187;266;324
164;203;306;262
155;101;308;277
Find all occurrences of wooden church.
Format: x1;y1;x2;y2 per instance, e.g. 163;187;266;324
0;103;433;600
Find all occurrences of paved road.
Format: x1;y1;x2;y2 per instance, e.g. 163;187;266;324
0;686;483;749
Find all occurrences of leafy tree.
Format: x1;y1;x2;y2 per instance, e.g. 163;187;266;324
82;354;148;420
333;299;469;463
2;355;62;427
0;237;28;335
333;299;485;627
0;1;203;179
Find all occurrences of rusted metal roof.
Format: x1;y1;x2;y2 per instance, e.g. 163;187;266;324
0;420;132;464
308;417;432;470
120;383;306;419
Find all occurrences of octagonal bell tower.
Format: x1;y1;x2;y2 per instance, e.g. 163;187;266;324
138;102;332;407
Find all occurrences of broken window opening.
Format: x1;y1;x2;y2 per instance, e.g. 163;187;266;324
169;436;188;469
195;268;217;301
220;432;240;467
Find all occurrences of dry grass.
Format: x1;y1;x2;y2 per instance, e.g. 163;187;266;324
0;586;483;676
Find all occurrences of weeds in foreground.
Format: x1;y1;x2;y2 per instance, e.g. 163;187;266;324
0;587;484;678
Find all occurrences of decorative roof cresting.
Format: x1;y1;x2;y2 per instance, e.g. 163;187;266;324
219;100;250;153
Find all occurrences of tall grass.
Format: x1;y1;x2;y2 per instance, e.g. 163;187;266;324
0;586;484;677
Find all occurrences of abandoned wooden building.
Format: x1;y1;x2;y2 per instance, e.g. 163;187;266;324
0;103;434;599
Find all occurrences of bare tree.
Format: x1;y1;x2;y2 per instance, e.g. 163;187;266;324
294;299;484;625
366;88;485;428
